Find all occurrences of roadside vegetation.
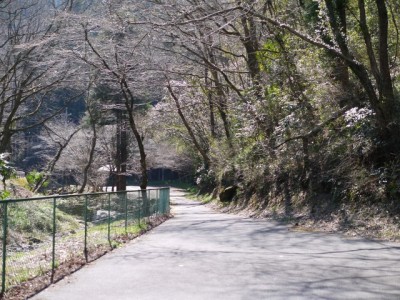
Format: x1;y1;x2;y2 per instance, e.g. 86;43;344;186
0;175;169;299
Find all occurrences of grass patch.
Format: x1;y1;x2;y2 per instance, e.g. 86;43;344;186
197;193;214;204
6;202;81;250
10;178;29;190
184;189;214;204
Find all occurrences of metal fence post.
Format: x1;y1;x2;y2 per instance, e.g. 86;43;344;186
138;190;142;226
164;189;167;214
51;197;56;282
138;193;141;226
162;189;166;214
167;187;170;214
124;192;128;233
159;189;163;214
108;194;111;247
146;190;149;222
1;201;8;295
84;195;88;262
156;190;160;216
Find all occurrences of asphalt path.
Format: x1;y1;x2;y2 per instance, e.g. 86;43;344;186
32;189;400;300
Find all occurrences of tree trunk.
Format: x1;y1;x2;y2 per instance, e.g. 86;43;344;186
376;0;396;122
204;67;217;139
240;12;262;97
79;121;97;194
375;0;399;154
126;109;148;190
334;0;352;106
115;110;127;191
208;49;233;148
120;80;148;190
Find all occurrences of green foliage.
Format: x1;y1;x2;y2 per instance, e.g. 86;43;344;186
0;190;11;200
26;170;48;191
0;163;15;181
258;39;282;72
302;0;320;23
8;202;80;235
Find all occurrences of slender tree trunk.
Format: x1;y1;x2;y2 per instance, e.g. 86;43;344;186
115;110;127;191
358;0;381;82
204;67;217;139
334;0;352;106
120;80;148;190
126;110;148;190
240;12;261;96
376;0;396;120
79;121;97;194
375;0;399;153
208;50;233;148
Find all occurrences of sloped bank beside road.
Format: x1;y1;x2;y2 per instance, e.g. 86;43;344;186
204;187;400;242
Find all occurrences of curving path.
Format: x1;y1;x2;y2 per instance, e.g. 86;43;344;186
32;189;400;300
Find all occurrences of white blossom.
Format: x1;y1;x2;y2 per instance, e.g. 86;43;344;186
344;107;374;128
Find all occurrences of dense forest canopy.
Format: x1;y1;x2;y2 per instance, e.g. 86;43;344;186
0;0;399;217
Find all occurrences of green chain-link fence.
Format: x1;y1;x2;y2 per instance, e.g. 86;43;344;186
0;187;170;295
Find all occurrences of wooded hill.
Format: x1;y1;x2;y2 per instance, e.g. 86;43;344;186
1;0;399;238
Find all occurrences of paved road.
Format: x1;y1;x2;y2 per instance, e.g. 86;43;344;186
32;189;400;300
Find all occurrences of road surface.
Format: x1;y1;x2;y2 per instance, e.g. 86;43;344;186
32;189;400;299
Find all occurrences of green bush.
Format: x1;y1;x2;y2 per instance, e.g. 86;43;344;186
26;170;49;191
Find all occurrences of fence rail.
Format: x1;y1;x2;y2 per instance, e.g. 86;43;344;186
0;187;170;295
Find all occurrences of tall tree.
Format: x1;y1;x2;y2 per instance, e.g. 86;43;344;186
242;0;399;155
0;0;80;153
60;1;163;190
